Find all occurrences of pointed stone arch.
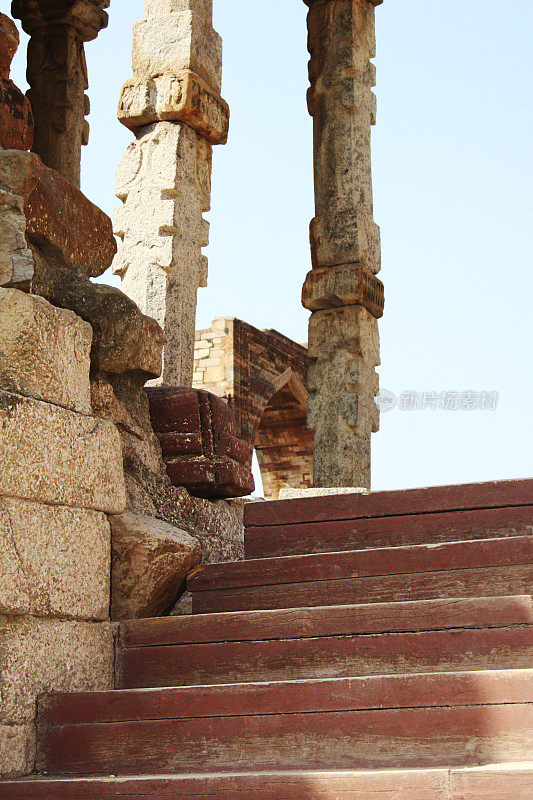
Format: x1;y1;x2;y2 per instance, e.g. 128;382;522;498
193;318;313;497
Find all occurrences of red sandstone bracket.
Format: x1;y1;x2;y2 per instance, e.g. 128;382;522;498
146;387;254;499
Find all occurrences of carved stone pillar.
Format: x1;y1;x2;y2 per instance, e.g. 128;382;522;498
11;0;109;188
112;0;229;388
302;0;384;489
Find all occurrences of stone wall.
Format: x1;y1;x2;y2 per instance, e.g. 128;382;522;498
0;288;126;778
193;318;313;498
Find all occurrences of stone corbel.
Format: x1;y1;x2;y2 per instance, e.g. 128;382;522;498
302;263;384;319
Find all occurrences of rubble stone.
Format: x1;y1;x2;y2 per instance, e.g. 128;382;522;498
0;190;34;288
0;288;92;413
0;389;126;514
109;512;201;620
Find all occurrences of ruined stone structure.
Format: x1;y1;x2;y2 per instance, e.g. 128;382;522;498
193;318;313;498
113;0;229;389
2;1;531;794
303;0;385;489
0;4;242;778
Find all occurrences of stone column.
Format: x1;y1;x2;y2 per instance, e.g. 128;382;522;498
112;0;229;388
302;0;384;489
11;0;109;188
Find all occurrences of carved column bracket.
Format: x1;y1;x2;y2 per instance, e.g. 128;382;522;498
303;263;384;318
118;69;229;145
11;0;110;187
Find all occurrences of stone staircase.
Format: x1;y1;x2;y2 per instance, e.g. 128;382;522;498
2;479;532;798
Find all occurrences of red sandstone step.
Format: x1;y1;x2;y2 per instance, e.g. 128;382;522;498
37;670;533;776
188;535;533;614
117;595;533;688
245;478;533;528
245;505;533;559
3;764;532;799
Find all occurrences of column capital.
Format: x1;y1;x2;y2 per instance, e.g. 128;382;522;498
11;0;109;41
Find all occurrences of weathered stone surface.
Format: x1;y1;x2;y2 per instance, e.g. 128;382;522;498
113;122;210;387
0;498;110;620
12;0;110;186
0;288;92;413
146;387;255;499
0;616;113;725
0;150;116;277
0;502;30;616
0;13;18;80
310;209;381;275
54;279;164;378
0;390;126;514
0;13;34;151
307;304;380;361
109;512;201;620
119;69;229;144
303;263;384;318
132;2;222;93
304;0;383;488
307;347;380;490
279;486;369;499
0;723;35;778
0;189;34;288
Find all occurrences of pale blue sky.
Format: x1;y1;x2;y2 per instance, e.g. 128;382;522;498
9;1;533;491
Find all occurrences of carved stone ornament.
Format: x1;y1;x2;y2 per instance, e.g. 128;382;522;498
303;263;384;318
146;387;255;500
118;69;229;145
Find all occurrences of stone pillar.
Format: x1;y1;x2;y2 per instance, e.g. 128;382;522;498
11;0;109;188
112;0;229;388
302;0;384;489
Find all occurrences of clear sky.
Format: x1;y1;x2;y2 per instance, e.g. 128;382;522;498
9;0;533;492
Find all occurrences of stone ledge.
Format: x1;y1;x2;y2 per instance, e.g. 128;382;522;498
0;150;116;277
0;389;126;514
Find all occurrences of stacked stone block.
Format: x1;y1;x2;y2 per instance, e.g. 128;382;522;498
0;288;126;777
302;0;384;489
113;0;229;388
